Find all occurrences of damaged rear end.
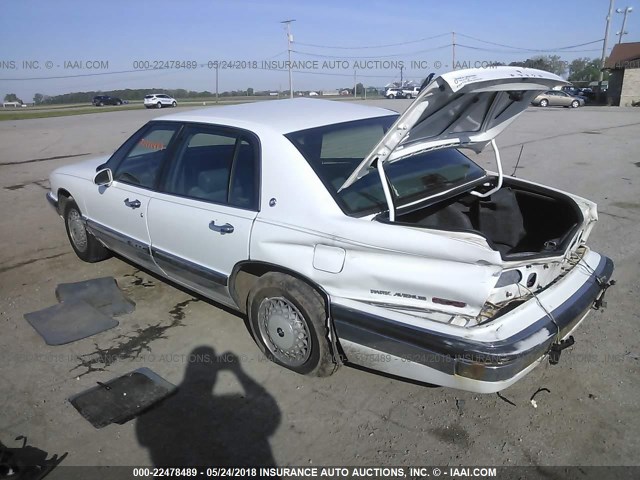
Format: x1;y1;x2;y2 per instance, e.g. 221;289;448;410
326;67;615;392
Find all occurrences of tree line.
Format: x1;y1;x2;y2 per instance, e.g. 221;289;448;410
505;55;608;83
4;56;609;106
30;88;243;105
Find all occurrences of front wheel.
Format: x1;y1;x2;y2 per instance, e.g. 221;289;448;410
172;101;177;107
247;273;336;377
156;102;162;109
571;100;580;108
539;99;549;107
64;200;110;263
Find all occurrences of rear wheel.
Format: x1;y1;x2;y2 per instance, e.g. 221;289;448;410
539;99;549;107
247;273;336;377
64;200;110;263
571;100;580;108
156;102;162;109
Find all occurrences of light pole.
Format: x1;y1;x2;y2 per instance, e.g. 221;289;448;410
215;64;219;104
599;0;616;91
616;7;633;43
281;19;295;99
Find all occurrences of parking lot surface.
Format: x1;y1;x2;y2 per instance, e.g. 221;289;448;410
1;102;639;471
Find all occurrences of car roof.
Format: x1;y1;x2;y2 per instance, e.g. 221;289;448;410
156;98;397;134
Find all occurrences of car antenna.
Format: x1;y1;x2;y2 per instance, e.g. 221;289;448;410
511;144;524;177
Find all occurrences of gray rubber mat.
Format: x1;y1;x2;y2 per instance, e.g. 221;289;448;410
24;299;119;346
69;368;177;428
55;277;135;317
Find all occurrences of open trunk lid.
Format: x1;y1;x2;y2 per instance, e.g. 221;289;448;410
340;67;567;191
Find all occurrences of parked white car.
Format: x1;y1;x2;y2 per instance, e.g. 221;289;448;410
47;67;614;393
402;86;421;98
384;87;404;99
144;93;177;109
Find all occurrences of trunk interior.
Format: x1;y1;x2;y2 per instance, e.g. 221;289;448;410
395;179;583;259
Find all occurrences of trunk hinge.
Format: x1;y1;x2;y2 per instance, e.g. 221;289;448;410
471;138;503;198
376;158;396;222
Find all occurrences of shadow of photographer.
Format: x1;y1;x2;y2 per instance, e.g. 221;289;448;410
136;346;281;467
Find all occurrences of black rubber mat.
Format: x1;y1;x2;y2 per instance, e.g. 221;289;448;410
69;368;177;428
24;299;118;346
55;277;135;317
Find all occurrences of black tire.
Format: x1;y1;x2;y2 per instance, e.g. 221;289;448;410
156;102;162;109
117;101;122;105
539;99;549;107
247;272;336;377
172;101;177;107
64;199;110;263
98;102;104;106
571;100;580;108
386;94;393;99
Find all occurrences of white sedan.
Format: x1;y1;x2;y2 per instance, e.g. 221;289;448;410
46;67;614;393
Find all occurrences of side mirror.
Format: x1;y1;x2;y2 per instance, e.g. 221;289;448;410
94;168;113;186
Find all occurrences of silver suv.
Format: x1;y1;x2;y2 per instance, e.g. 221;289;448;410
384;88;404;99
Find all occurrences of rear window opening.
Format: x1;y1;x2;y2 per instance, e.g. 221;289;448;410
287;117;485;216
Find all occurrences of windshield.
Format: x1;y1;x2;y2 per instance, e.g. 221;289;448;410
286;116;486;215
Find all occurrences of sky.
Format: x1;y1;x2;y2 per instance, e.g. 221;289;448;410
1;0;638;101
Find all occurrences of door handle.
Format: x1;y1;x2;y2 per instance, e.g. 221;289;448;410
124;198;141;209
209;221;234;234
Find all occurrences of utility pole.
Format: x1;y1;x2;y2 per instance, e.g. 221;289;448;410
617;7;633;43
354;70;357;98
452;31;456;69
400;65;404;86
599;0;615;89
281;19;296;99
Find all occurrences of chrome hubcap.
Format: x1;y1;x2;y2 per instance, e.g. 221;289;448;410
68;209;87;251
258;297;311;367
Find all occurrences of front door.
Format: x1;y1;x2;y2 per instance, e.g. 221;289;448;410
84;122;181;271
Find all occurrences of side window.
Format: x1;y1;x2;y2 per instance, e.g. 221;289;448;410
229;139;257;209
164;128;237;204
163;126;258;209
113;124;179;189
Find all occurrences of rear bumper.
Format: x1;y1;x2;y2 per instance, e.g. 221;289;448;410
333;253;614;392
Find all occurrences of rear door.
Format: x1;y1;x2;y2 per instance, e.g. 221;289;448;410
550;91;567;106
147;124;260;306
